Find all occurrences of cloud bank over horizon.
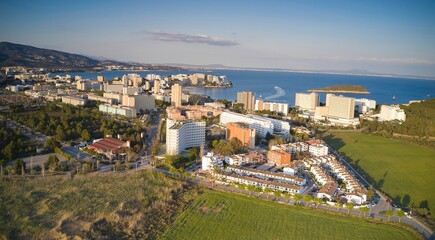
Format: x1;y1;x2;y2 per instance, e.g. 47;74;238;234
143;31;239;47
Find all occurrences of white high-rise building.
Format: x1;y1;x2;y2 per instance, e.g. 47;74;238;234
255;100;289;116
326;94;355;119
171;83;182;107
295;92;320;111
355;98;376;114
379;105;406;121
166;119;206;155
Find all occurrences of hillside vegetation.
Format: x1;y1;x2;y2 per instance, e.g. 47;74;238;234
0;170;198;239
362;99;435;141
162;191;419;240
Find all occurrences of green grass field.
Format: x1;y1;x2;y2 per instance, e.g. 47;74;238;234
324;132;435;216
162;191;418;240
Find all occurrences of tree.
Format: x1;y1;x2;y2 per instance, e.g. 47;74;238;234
0;159;4;177
169;167;178;176
246;185;256;195
283;193;292;203
385;210;394;221
2;141;14;161
345;202;354;214
335;202;343;212
45;138;61;152
304;194;313;206
44;154;60;172
294;193;302;205
183;171;190;179
13;159;26;175
313;197;323;208
264;188;273;199
359;206;370;217
396;209;405;222
273;190;281;200
81;129;91;141
55;125;66;141
254;187;262;196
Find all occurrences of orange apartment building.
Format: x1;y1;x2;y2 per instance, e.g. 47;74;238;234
226;122;256;149
267;149;292;165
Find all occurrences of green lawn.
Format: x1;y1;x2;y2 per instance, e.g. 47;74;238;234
162;191;418;240
324;132;435;216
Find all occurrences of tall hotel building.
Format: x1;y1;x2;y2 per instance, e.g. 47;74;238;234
237;91;256;111
295;92;320;111
153;80;160;94
220;111;274;138
326;94;355;119
166;118;206;155
171;83;182;107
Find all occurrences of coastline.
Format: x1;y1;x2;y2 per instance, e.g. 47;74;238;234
308;90;370;94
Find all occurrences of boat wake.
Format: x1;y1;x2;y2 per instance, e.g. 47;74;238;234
265;86;285;100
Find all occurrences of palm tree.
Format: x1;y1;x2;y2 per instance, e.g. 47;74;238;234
304;194;313;207
254;187;262;196
294;193;302;205
396;209;405;222
283;193;292;203
385;210;394;221
247;185;255;196
345;202;354;214
313;198;323;209
359;206;370;217
264;188;273;199
335;202;343;212
273;190;281;200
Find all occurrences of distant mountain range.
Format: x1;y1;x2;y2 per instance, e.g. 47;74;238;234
0;42;100;68
0;42;182;71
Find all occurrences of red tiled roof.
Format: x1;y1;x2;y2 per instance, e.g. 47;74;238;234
89;137;126;152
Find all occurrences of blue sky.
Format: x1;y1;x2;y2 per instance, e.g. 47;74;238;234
1;0;435;77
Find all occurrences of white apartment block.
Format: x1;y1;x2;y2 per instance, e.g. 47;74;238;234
271;142;309;154
255;100;289;116
326;94;355;119
310;166;330;186
378;105;406;121
308;144;329;157
220;111;273;138
295;92;320;111
202;152;223;171
226;165;306;186
99;104;135;118
62;96;86;106
213;171;304;194
166;119;206;155
122;94;156;113
248;114;290;134
355;98;376;114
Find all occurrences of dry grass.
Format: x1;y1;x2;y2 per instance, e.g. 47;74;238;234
0;170;198;239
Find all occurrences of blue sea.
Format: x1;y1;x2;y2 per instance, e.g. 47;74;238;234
52;70;435;105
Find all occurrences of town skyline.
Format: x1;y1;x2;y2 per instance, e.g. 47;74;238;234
1;0;435;77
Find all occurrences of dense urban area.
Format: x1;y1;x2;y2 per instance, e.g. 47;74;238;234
0;65;434;240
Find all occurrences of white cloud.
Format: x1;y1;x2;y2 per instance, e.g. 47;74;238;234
143;30;239;46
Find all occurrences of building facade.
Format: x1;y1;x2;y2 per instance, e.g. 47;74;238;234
237;91;256;111
295;92;320;111
226;122;256;149
171;83;182;107
326;94;355;119
267;149;292;165
166;119;206;155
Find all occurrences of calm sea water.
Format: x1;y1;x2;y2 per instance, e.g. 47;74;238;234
52;70;435;105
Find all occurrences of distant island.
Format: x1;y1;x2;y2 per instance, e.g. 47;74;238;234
308;85;370;94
